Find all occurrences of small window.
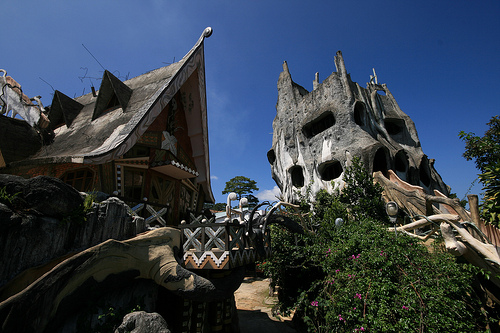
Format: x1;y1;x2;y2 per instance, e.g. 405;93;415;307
394;151;408;173
373;148;389;177
318;161;343;181
354;102;365;126
302;112;335;139
123;168;145;200
61;168;95;192
419;157;431;187
267;149;276;164
384;118;405;136
290;165;304;188
104;94;120;113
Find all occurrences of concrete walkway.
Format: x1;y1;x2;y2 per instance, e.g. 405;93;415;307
235;277;297;333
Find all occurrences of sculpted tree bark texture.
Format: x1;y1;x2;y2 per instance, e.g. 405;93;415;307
374;170;470;221
0;227;244;333
378;171;500;302
268;52;449;204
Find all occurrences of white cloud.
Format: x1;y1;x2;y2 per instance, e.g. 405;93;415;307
211;175;219;180
257;186;281;202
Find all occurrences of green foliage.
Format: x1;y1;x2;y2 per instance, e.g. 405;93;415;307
222;175;259;204
95;304;142;332
263;159;487;331
460;116;500;226
0;186;20;207
339;157;387;222
62;192;96;224
459;115;500;173
77;302;142;333
204;202;227;211
479;163;500;225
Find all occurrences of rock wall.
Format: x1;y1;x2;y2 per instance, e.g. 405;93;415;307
0;174;144;289
268;51;449;203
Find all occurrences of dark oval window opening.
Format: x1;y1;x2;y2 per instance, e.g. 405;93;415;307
373;148;389;176
267;149;276;164
290;166;305;188
384;119;404;135
319;161;343;181
302;112;335;139
394;151;408;173
419;157;431;187
354;102;365;126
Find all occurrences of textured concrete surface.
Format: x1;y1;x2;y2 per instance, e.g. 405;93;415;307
235;277;297;333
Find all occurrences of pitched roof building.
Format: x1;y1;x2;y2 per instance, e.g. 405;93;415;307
0;27;215;224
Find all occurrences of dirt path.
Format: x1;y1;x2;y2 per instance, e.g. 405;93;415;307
235;277;297;333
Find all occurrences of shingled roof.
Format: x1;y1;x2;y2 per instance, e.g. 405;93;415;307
6;27;214;201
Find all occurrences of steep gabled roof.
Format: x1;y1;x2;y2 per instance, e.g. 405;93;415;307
7;27;214;202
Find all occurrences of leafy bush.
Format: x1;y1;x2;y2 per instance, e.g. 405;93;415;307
263;159;486;332
478;163;500;225
460;115;500;226
0;186;20;208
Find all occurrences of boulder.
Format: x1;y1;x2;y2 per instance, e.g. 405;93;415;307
0;174;83;218
115;311;171;333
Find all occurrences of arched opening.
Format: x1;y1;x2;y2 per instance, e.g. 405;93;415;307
267;149;276;164
394;150;409;182
354;101;365;126
318;160;343;181
394;151;408;173
373;148;389;177
419;156;431;187
302;112;335;139
290;165;304;188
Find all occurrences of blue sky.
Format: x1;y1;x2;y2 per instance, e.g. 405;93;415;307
3;1;499;204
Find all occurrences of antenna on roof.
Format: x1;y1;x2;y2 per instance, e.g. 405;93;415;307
82;43;106;71
162;57;176;65
39;77;55;92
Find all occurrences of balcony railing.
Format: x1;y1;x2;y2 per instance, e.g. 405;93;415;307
179;218;271;270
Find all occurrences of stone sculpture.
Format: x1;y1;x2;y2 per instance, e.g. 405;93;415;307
0;227;245;332
268;51;449;203
0;69;49;128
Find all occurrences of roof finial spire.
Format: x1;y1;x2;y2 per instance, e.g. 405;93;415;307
203;27;213;38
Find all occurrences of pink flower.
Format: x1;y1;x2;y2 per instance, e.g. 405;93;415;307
311;301;318;306
402;305;409;310
338;314;345;322
355;293;362;299
335;269;340;273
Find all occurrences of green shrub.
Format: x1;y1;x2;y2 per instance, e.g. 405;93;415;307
0;186;20;207
263;159;486;332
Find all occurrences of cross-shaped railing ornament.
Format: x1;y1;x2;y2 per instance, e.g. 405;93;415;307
130;203;145;216
229;226;245;249
183;227;203;252
204;226;226;251
145;204;167;226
